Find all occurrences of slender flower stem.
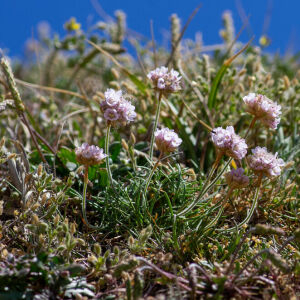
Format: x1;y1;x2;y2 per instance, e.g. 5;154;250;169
202;151;223;188
149;92;163;161
204;187;233;231
178;158;232;217
244;116;257;139
82;165;101;230
142;153;163;207
105;123;114;187
217;177;262;233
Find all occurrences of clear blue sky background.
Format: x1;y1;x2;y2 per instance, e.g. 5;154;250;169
0;0;299;58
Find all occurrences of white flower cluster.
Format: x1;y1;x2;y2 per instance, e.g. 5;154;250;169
247;146;285;177
75;143;107;166
155;127;182;153
100;89;136;125
147;66;181;95
243;93;281;129
211;126;248;160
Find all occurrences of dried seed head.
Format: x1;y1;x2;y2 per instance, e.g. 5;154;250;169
130;133;136;145
170;14;181;66
53;215;60;226
109;81;121;90
283;75;290;89
0;57;25;113
37;164;43;176
70;222;76;234
0;137;5;148
121;139;129;151
111;67;120;80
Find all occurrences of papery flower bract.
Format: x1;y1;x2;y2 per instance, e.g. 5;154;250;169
211;126;248;160
247;146;285;177
147;66;181;95
155;127;182;153
243;93;281;129
101;89;136;125
75;143;107;166
225;168;249;190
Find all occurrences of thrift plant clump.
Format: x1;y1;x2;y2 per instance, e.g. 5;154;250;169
0;8;299;300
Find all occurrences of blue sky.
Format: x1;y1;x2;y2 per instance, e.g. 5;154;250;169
0;0;299;58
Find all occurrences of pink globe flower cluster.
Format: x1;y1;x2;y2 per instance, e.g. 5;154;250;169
75;143;107;166
100;89;136;125
155;127;182;154
147;66;181;95
225;168;249;190
243;93;281;129
247;146;285;178
211;126;248;160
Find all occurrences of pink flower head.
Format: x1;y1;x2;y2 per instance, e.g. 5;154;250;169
247;146;285;177
243;93;282;129
155;127;182;153
211;126;248;160
147;66;181;95
75;143;107;166
101;89;136;125
118;99;137;123
225;168;249;190
104;108;119;121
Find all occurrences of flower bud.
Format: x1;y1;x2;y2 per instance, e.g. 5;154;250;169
224;168;249;190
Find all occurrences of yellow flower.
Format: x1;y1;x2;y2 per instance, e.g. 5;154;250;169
64;17;81;31
259;35;271;47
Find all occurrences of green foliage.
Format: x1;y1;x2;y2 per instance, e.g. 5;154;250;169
0;253;95;299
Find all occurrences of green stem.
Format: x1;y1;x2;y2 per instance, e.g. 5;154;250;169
218;184;260;233
149;92;162;161
204;187;233;231
178;158;232;217
172;214;180;251
105;123;114;187
200;151;224;191
82;165;101;230
142;153;162;207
